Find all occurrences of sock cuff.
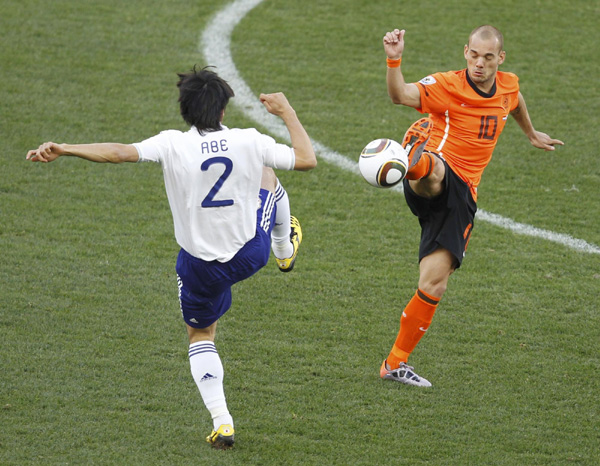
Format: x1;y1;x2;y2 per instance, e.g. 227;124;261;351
188;341;217;359
416;288;441;306
423;153;435;178
275;179;286;201
406;152;435;180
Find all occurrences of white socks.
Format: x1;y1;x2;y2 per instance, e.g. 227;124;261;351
271;180;293;259
189;341;233;430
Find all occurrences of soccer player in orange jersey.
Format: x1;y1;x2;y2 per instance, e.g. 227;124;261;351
379;25;564;386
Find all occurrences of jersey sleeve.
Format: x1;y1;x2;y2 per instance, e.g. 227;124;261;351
256;132;296;170
133;130;176;164
415;73;452;115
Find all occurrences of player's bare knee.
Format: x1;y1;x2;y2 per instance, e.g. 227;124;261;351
418;270;450;297
419;279;448;298
418;249;455;297
429;157;445;183
412;159;446;198
187;323;217;343
410;178;443;199
260;167;277;192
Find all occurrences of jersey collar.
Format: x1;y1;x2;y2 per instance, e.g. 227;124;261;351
466;70;497;98
193;125;228;136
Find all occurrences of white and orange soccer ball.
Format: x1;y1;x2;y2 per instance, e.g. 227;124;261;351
359;138;408;188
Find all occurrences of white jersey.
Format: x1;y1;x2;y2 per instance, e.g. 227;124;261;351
134;126;295;262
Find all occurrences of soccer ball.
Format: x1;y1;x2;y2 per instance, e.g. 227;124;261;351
359;138;408;188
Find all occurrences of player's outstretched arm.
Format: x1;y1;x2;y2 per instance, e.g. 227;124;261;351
510;92;564;151
26;142;140;163
383;28;421;108
259;92;317;171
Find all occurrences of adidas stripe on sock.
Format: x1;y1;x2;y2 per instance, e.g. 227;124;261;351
189;341;233;429
271;180;293;259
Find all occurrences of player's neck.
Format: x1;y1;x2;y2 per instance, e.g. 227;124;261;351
466;70;497;97
476;80;495;94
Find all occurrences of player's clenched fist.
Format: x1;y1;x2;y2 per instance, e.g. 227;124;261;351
383;28;405;59
259;92;293;117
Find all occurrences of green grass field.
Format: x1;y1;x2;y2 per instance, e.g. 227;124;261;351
1;0;599;464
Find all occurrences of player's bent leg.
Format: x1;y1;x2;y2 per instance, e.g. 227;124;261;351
270;175;303;272
261;166;277;192
271;178;292;260
275;215;302;272
407;154;446;199
402;118;432;176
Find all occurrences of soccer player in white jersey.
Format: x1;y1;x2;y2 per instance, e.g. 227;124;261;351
26;66;317;449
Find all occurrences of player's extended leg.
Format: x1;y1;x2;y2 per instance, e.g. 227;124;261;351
187;323;235;449
263;167;303;272
381;248;456;387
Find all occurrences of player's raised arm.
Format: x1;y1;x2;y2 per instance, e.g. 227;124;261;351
383;28;421;109
259;92;317;171
26;142;140;163
510;92;564;151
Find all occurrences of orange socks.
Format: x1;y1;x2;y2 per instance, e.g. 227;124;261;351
386;289;440;369
405;152;436;180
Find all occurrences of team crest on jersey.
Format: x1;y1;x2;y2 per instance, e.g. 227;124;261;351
419;75;437;85
501;96;510;112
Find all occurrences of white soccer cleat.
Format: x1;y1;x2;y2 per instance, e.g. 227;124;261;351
380;361;432;387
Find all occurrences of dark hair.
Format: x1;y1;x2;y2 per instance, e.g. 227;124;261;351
176;66;234;131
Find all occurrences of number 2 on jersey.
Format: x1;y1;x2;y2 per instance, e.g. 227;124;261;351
201;157;234;208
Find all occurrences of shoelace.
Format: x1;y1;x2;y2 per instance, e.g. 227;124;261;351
395;364;420;380
398;363;415;371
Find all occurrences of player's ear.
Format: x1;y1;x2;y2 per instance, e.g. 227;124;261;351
463;44;469;59
498;50;506;65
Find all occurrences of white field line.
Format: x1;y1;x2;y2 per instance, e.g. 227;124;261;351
201;0;600;255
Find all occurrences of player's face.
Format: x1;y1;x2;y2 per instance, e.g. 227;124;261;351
464;36;505;91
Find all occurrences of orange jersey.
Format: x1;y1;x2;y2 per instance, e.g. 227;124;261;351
415;69;520;200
